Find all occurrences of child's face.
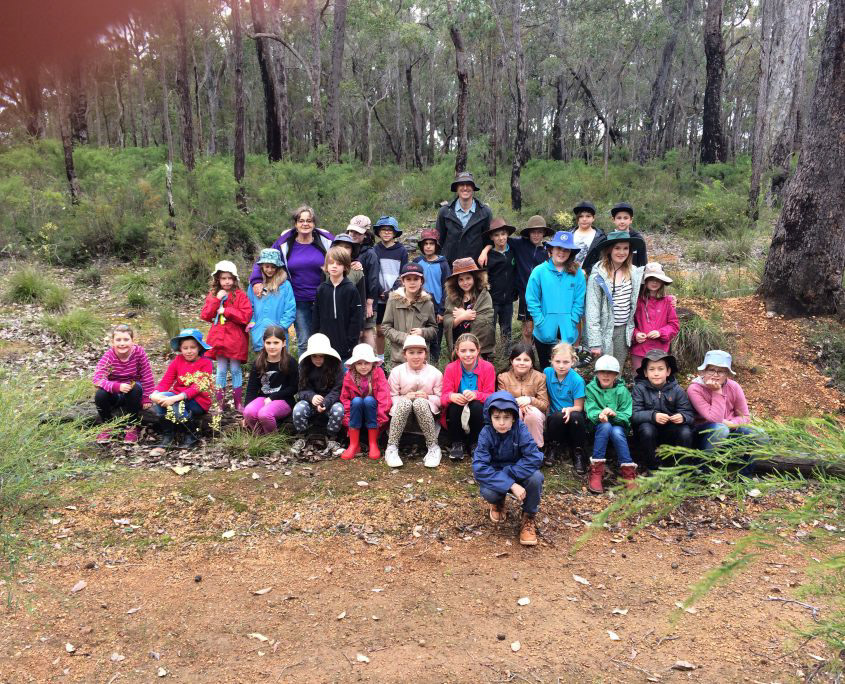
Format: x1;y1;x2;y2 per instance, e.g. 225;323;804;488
112;331;134;355
310;353;325;367
551;351;573;376
402;274;423;296
404;347;427;369
613;211;633;231
645;359;669;387
264;335;285;358
421;240;437;257
550;246;571;267
219;272;236;290
610;243;630;266
457;341;479;368
645;277;662;294
490;229;508;250
346;230;365;244
261;263;278;279
458;273;475;292
527;229;544;245
377;228;396;245
511;352;533;376
577;211;595;228
355;360;374;375
596;370;618;389
491;408;515;434
701;365;729;386
180;339;200;362
326;258;345;280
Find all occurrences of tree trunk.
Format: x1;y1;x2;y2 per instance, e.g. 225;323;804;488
307;0;324;149
174;0;195;171
232;0;247;212
159;53;176;221
326;0;348;162
759;0;845;317
113;67;126;147
447;5;469;174
700;0;727;164
250;0;284;162
135;51;150;147
68;62;89;145
427;54;435;166
488;49;499;176
510;0;527;211
23;73;45;139
56;80;82;204
269;0;290;158
406;60;423;170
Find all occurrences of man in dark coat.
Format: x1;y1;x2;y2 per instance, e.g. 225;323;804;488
436;171;493;267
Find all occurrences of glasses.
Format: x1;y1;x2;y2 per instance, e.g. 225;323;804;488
703;368;728;376
297;218;314;224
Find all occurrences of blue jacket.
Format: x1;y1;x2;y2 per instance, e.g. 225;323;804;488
509;237;548;290
524;260;586;345
413;255;451;315
472;391;543;494
247;280;297;352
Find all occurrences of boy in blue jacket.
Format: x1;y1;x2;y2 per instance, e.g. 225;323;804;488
472;391;544;546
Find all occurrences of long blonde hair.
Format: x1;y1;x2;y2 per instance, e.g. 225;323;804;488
600;244;633;279
260;264;288;294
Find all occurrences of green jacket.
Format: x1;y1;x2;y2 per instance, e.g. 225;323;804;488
584;377;632;430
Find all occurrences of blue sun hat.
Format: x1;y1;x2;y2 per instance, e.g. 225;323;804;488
170;328;211;354
544;230;581;255
698;350;736;375
256;248;284;268
374;215;402;238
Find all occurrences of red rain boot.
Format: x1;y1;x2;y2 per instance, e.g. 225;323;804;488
619;463;638;490
340;428;361;461
232;387;244;413
215;388;226;414
367;428;381;460
588;460;605;494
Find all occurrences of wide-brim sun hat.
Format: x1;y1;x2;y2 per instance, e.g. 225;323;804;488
573;200;596;215
636;350;679;378
642;262;673;284
698;350;735;375
345;343;382;367
519;214;555;237
299;333;342;364
417;228;441;251
170;328;211;353
256;249;283;267
485;217;516;237
374;215;402;238
594;354;621;374
346;215;372;234
402;334;428;351
544;230;581;254
451;171;480;192
445;257;484;284
212;260;239;278
582;230;647;274
611;201;635;217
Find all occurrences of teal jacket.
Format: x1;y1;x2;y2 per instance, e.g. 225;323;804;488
524;260;586;345
584;377;632;430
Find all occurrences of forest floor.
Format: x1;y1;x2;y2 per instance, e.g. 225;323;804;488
1;260;844;683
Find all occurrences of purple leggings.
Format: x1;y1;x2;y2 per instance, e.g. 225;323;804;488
243;398;292;434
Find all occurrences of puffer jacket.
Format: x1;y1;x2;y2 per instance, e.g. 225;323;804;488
443;288;495;357
381;287;438;364
472;391;543;494
525;259;586;345
585;262;645;354
631;376;695;426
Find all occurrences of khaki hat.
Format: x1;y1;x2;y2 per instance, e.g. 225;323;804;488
445;257;483;284
402;334;428;351
642;262;673;284
520;215;554;237
346;215;372;234
451;171;480;192
485;217;516;236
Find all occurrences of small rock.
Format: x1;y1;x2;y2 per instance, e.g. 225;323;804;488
65;643;76;653
511;641;521;652
671;562;679;569
110;653;125;662
672;660;697;671
496;633;506;641
70;580;87;593
194;575;202;583
418;639;426;647
517;597;530;606
356;653;370;663
608;631;621;641
157;666;168;677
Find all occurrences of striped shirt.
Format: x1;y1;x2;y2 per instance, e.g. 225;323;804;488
92;345;156;403
611;278;633;326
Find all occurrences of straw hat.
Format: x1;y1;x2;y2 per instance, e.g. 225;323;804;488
445;257;483;284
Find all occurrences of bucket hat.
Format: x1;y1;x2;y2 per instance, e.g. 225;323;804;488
445;257;483;284
212;260;239;278
594;354;621;374
170;328;211;354
256;248;283;268
333;234;357;247
450;171;480;192
635;350;679;379
544;230;581;253
520;215;555;237
399;262;425;282
611;202;635;218
345;343;382;367
346;215;372;234
698;350;735;375
485;217;516;237
417;228;441;251
298;333;342;364
582;230;648;274
374;216;402;238
402;334;428;351
573;200;596;216
642;262;673;284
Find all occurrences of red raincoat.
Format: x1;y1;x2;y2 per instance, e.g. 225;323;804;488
200;289;252;362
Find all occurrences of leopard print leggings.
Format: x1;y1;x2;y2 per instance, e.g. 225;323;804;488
387;397;438;447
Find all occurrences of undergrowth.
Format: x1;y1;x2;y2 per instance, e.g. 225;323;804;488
45;309;106;347
673;312;733;374
807;320;845;393
221;427;293;461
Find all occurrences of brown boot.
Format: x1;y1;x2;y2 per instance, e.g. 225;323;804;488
519;513;538;546
489;501;507;523
619;463;637;490
588;460;605;494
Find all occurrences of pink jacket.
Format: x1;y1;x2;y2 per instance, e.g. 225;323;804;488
339;365;391;428
687;377;750;426
631;295;679;357
439;358;496;427
388;363;443;417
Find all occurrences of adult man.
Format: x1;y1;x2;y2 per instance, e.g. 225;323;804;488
436;171;492;266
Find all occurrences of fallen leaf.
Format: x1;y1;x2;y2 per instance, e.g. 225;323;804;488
65;643;76;653
337;611;346;620
70;580;87;593
127;606;141;615
413;525;423;538
248;633;270;642
113;518;131;526
157;666;168;677
356;653;370;663
356;481;369;487
517;597;530;606
252;587;273;596
573;574;591;586
110;653;125;662
608;631;621;641
251;472;260;480
747;488;762;498
511;641;521;652
612;608;629;616
671;660;697;671
222;530;236;539
170;465;191;476
674;601;698;614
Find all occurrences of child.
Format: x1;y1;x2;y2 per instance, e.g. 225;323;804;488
92;324;155;443
201;260;253;413
632;350;694;471
381;262;438;365
339;343;391;461
441;333;496;460
472;391;544;546
497;342;549;450
374;216;408;362
246;248;296;353
525;231;586;370
630;262;679;373
584;355;635;493
344;215;381;346
687;350;760;475
292;333;346;452
584;232;645;373
385;335;444;468
243;326;299;434
484;218;517;354
443;258;495;359
609;202;648;266
311;246;362;362
543;342;588;473
149;328;214;452
413;229;451;363
331;234;367;330
568;201;605;273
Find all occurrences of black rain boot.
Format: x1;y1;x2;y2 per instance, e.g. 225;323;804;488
156;420;176;449
181;418;200;449
573;447;588;476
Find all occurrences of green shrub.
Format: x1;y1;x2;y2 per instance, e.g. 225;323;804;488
679;180;749;238
674;267;758;299
673;313;733;374
74;266;102;287
117;272;152;309
42;284;69;312
5;267;42;303
126;290;150;309
160;238;216;298
45;309;106;347
808;321;845;393
156;306;182;340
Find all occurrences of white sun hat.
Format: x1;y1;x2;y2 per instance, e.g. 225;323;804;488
345;343;381;366
211;260;239;278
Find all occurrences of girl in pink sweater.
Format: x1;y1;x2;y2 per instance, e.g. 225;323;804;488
631;262;679;372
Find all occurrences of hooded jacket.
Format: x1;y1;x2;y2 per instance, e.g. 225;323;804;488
381;287;438;364
584;377;632;429
631;295;679;357
687;377;751;427
247;279;297;352
339;365;391;428
585;262;645;353
524;259;586;345
200;288;253;362
632;376;695;427
472;391;543;494
311;277;362;361
436;197;493;266
509;237;549;290
358;242;382;305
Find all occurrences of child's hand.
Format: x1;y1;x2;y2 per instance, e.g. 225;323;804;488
366;302;374;318
142;401;152;410
436;314;443;324
647;330;661;340
635;332;647;344
478;246;491;267
164;396;179;407
216;289;227;300
462;390;477;402
245;322;255;331
264;398;272;406
118;383;132;393
724;420;738;429
450;392;467;406
252;283;263;297
561;406;574;423
510;483;526;501
654;412;670;425
704;379;723;392
351;260;363;271
599;412;609;423
466;309;477;321
606;408;616;418
217;306;225;316
669;413;684;424
312;395;324;407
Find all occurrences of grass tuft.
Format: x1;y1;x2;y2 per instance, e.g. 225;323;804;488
673;313;733;374
156;306;182;340
221;427;292;461
45;309;106;347
42;284;70;312
6;267;45;304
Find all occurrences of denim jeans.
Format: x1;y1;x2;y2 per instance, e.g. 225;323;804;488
592;421;633;464
153;392;206;420
696;422;764;476
492;299;513;353
294;301;314;357
349;396;378;429
215;356;243;389
479;469;544;516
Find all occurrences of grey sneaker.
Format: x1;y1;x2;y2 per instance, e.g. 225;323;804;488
449;442;465;461
384;444;403;468
291;438;307;452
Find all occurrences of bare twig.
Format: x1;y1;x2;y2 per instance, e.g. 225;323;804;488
656;634;680;647
765;596;821;622
275;660;303;681
611;658;662;681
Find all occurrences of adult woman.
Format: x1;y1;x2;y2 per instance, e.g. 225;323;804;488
249;206;334;355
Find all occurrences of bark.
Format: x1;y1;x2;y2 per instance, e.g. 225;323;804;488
174;0;196;171
406;59;424;170
510;0;527;211
760;0;845;317
268;0;290;157
447;4;469;174
68;62;89;145
551;75;570;161
159;54;176;221
250;0;284;161
307;0;324;148
22;73;45;138
232;0;247;212
326;0;348;161
700;0;727;164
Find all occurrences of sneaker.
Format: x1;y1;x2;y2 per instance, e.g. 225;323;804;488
291;438;307;452
423;445;442;468
384;445;403;468
325;440;343;457
96;431;111;444
449;442;465;461
123;427;140;443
